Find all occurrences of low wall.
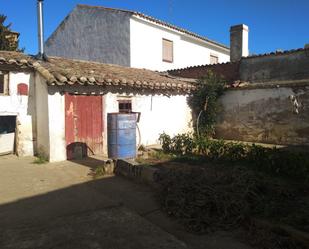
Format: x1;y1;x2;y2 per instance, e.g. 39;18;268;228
240;49;309;83
215;84;309;145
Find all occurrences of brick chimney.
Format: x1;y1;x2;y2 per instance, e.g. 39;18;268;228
230;24;249;62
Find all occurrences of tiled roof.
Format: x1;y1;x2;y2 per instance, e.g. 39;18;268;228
77;4;229;51
166;61;233;73
0;51;196;94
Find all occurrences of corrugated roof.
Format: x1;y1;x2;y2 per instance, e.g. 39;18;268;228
77;4;229;51
0;51;196;94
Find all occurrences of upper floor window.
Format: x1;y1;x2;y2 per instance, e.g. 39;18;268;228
210;54;219;64
0;71;9;95
162;38;173;63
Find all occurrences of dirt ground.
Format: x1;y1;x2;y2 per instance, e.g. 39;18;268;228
0;155;252;249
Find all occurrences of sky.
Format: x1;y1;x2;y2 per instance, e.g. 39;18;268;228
1;0;309;55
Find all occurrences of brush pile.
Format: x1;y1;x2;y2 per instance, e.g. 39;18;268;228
156;164;309;248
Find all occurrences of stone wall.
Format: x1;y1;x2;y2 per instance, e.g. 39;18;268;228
240;49;309;83
215;85;309;145
45;5;131;66
168;48;309;85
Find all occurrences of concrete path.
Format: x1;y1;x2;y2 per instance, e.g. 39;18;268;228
0;155;252;249
0;155;187;249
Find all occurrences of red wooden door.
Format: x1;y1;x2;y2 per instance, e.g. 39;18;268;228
65;94;103;159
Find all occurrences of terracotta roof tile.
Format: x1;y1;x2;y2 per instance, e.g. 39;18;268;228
0;51;196;94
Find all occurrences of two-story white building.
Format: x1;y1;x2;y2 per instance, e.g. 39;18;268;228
45;4;230;71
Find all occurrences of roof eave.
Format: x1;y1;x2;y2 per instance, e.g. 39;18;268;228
131;14;230;53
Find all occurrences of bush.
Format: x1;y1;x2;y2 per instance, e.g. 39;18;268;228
159;132;195;155
158;133;309;182
187;70;226;136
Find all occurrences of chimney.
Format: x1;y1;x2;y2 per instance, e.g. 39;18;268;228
230;24;249;62
37;0;45;59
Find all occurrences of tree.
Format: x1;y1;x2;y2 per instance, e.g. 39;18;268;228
0;14;22;51
187;70;226;137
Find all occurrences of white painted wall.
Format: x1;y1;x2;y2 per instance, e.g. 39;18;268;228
133;94;192;145
47;92;66;162
130;16;230;71
35;75;66;162
103;93;192;152
0;72;35;156
35;74;50;159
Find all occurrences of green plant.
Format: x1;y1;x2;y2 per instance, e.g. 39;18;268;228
33;155;48;164
159;132;195;155
187;70;226;136
93;166;106;179
158;133;309;182
149;150;172;161
171;133;195;155
159;132;172;153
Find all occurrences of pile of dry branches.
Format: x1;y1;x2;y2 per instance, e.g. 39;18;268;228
156;164;308;248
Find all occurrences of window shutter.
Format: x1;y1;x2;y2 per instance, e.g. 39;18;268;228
162;39;173;62
0;74;4;94
210;54;219;64
0;72;8;95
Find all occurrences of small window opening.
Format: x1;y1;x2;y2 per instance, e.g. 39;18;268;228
210;54;219;64
0;71;9;95
118;100;132;113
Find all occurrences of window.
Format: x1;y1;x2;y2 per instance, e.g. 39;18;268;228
118;100;132;113
210;54;219;64
0;71;9;95
162;38;173;63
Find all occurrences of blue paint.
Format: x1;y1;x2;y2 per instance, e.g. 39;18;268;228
107;113;137;159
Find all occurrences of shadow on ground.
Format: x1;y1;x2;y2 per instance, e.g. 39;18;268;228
0;155;252;249
0;163;186;249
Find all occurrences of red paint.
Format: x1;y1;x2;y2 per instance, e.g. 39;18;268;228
65;94;103;159
17;83;28;95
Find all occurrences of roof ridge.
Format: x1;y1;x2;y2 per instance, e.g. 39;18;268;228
76;4;229;51
76;4;135;14
166;61;235;72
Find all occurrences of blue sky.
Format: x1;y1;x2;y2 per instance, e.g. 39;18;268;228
1;0;309;55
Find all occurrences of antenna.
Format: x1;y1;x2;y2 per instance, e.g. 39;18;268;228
168;0;174;19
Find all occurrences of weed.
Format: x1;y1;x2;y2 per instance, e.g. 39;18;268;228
33;155;48;164
93;166;106;179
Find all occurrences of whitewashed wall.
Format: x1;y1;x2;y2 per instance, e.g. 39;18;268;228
35;74;50;159
130;16;230;71
103;93;192;153
47;92;66;162
35;75;66;162
0;72;35;156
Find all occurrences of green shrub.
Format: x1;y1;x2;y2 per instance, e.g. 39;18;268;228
187;70;226;136
159;132;172;153
158;133;309;182
33;155;48;164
